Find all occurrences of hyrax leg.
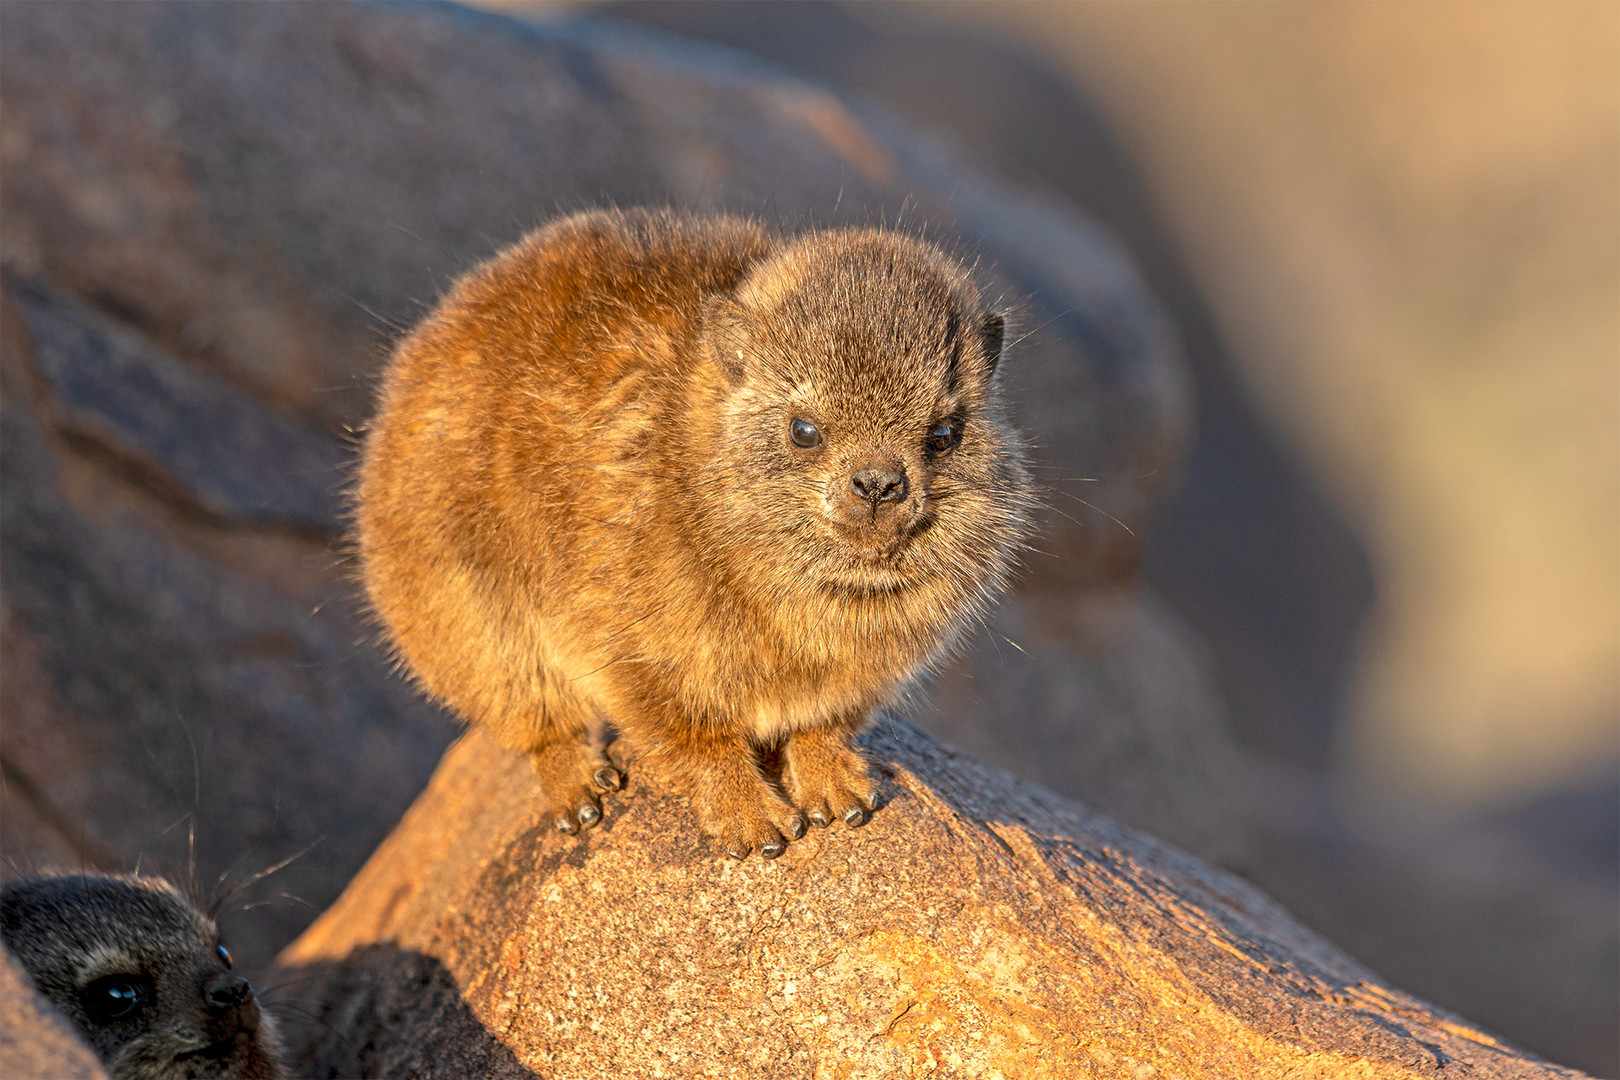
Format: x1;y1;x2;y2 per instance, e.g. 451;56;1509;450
527;730;624;835
784;723;877;828
666;730;807;859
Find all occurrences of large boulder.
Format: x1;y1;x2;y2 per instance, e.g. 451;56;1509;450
277;721;1578;1079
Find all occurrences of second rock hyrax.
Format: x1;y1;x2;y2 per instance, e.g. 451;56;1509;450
1;873;286;1080
357;208;1031;858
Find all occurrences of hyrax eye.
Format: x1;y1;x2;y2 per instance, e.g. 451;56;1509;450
82;975;149;1024
216;944;233;968
789;417;822;449
926;422;960;455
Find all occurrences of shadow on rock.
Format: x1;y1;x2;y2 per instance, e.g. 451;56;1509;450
273;945;539;1080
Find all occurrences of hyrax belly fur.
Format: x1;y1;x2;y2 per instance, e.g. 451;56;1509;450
357;209;1030;858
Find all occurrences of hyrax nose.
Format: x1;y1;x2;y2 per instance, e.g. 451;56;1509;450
850;464;908;506
206;973;254;1014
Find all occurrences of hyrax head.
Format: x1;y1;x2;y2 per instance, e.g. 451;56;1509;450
0;874;282;1080
699;228;1028;594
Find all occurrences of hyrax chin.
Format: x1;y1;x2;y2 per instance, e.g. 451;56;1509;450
0;874;286;1080
357;208;1031;859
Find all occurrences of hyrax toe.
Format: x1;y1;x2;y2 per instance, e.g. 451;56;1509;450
694;778;807;860
718;811;802;861
785;728;877;829
531;741;619;836
800;784;871;830
551;788;606;834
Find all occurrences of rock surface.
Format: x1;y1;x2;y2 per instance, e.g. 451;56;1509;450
279;721;1578;1080
0;949;109;1080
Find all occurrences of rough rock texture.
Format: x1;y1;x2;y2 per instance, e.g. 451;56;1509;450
0;949;110;1080
279;723;1579;1080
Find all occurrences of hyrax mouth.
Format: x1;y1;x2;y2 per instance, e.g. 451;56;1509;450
174;1035;242;1063
824;513;938;580
824;505;928;561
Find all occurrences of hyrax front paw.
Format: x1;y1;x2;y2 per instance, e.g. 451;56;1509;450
689;767;808;860
784;727;877;829
531;741;623;835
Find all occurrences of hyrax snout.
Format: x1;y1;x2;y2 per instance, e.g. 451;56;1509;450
848;463;906;506
357;208;1031;859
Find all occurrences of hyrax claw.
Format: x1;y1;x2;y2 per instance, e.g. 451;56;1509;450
530;740;616;838
784;725;877;832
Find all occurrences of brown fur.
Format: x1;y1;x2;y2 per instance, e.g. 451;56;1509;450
356;208;1031;858
0;874;285;1080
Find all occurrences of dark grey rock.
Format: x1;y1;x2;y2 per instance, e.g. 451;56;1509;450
12;280;348;533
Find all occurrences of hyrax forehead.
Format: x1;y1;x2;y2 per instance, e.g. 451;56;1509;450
733;229;993;417
1;874;214;983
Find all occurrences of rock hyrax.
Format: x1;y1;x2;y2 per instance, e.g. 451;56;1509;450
357;208;1031;858
0;873;285;1080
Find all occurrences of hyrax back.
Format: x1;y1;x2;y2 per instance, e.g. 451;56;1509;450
358;208;1030;858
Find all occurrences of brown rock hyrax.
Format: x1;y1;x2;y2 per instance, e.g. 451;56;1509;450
357;208;1031;858
0;874;286;1080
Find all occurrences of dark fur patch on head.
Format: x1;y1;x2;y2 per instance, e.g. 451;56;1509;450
732;229;992;403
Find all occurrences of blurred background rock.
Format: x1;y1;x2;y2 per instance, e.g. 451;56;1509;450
1;0;1613;1074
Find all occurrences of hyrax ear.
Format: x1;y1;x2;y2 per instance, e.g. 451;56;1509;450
700;294;750;385
979;312;1006;380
